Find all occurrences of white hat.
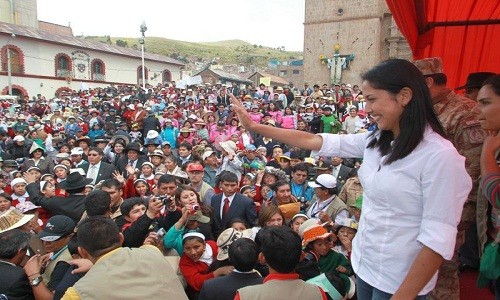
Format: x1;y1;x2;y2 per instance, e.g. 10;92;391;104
202;150;216;161
308;174;337;189
11;178;27;188
219;140;237;154
164;118;172;123
13;135;25;142
16;201;41;213
136;103;144;108
188;114;198;120
70;168;85;176
141;162;154;168
55;153;70;159
146;130;159;139
70;147;83;156
128;104;135;110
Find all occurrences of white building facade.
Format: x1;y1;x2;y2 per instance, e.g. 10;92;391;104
0;21;184;98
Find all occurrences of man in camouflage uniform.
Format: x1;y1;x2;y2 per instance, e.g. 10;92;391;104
414;57;486;300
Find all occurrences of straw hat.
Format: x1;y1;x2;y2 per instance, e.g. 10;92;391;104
302;224;333;247
216;228;253;260
0;209;34;233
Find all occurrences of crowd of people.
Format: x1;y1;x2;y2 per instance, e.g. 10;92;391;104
0;57;498;300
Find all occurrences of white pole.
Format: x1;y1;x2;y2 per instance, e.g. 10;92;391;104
141;42;146;90
7;47;12;95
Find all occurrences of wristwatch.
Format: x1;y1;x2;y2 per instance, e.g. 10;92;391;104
29;275;43;287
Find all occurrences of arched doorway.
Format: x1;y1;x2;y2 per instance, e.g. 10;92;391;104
162;69;172;84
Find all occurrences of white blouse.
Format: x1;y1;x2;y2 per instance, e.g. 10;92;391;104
315;127;471;295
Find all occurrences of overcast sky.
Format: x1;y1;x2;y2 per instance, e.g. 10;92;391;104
37;0;305;51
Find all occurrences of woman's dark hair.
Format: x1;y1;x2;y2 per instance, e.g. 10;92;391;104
227;218;249;230
258;205;285;227
363;59;446;165
0;192;13;202
175;184;201;207
269;101;280;112
133;179;152;196
482;74;500;96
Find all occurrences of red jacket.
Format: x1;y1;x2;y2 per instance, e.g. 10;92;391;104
179;240;218;292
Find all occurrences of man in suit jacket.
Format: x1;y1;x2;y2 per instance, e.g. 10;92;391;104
82;147;116;185
211;172;257;237
0;228;35;300
199;238;263;300
331;157;352;192
26;172;92;223
116;142;149;178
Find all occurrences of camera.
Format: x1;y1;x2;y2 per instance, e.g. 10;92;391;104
299;197;308;211
157;195;173;205
192;204;200;211
156;228;166;239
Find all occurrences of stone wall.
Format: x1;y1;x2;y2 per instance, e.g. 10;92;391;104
303;0;411;87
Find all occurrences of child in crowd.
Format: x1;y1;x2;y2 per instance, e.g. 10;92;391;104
0;192;12;213
320;106;340;134
9;178;29;206
179;231;233;297
139;162;156;189
26;166;42;182
290;213;309;234
333;218;358;259
84;184;94;195
302;223;354;277
120;197;147;231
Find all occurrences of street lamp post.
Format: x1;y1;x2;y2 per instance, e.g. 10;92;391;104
140;21;147;91
7;47;12;95
7;33;15;95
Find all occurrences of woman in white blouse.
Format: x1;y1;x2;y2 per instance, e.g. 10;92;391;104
229;59;472;299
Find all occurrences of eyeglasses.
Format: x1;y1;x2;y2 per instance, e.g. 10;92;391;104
88;153;99;156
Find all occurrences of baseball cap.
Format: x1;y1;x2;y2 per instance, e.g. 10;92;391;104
186;164;204;172
38;215;75;242
202;151;216;161
13;135;25;142
308;174;337;189
70;147;84;156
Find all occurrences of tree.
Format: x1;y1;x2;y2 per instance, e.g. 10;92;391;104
116;40;128;47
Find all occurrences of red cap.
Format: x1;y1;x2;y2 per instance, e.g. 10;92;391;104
186;164;204;172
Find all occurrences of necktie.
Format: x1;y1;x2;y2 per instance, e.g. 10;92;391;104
333;166;339;178
89;165;97;184
222;198;230;219
128;160;134;167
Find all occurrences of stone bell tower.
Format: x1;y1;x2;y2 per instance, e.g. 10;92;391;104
303;0;411;86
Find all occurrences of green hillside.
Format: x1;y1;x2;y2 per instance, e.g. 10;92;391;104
82;36;303;67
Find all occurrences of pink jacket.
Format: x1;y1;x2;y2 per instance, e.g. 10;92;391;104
249;112;263;124
281;115;296;129
268;111;283;125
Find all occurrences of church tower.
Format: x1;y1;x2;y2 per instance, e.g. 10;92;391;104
0;0;39;28
303;0;411;86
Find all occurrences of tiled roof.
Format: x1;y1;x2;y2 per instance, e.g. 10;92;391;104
0;21;184;66
196;68;252;84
